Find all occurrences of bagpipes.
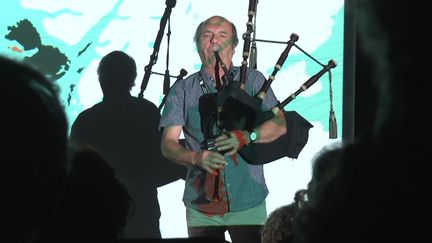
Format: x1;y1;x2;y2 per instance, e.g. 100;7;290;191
200;0;337;165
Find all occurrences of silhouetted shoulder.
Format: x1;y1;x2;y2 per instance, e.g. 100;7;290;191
132;96;160;113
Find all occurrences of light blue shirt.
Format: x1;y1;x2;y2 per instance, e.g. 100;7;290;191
160;66;278;217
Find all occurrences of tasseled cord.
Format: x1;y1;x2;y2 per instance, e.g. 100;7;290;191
328;69;338;139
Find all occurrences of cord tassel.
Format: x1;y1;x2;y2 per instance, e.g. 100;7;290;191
329;110;337;139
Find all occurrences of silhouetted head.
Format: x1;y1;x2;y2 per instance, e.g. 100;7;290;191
97;51;137;97
262;203;299;243
294;189;308;209
1;55;68;242
306;143;343;202
36;144;134;242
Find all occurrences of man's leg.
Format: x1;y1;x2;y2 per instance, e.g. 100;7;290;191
188;226;227;241
227;225;262;243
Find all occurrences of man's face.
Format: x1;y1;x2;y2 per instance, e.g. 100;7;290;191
197;17;235;70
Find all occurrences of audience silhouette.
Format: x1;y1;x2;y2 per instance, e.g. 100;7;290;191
70;50;185;239
293;1;429;243
305;143;343;203
261;189;306;243
2;55;69;242
35;144;134;242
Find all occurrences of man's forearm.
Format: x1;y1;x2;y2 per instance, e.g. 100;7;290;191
254;110;287;143
161;140;197;166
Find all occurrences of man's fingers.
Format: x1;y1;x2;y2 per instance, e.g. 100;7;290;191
209;154;226;165
224;148;237;156
216;144;230;152
216;136;239;151
215;134;229;142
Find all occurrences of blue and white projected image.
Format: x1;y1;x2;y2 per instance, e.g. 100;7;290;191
1;0;344;239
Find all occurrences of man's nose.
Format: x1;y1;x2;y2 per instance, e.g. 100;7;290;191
211;35;219;45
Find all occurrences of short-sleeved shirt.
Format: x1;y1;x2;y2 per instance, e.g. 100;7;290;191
159;65;278;217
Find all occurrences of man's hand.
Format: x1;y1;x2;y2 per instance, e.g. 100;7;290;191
193;150;226;175
215;130;250;156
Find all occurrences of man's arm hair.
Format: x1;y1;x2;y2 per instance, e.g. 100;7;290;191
161;125;196;166
253;109;287;143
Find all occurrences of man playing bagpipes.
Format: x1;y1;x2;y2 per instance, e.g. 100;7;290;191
159;15;291;243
